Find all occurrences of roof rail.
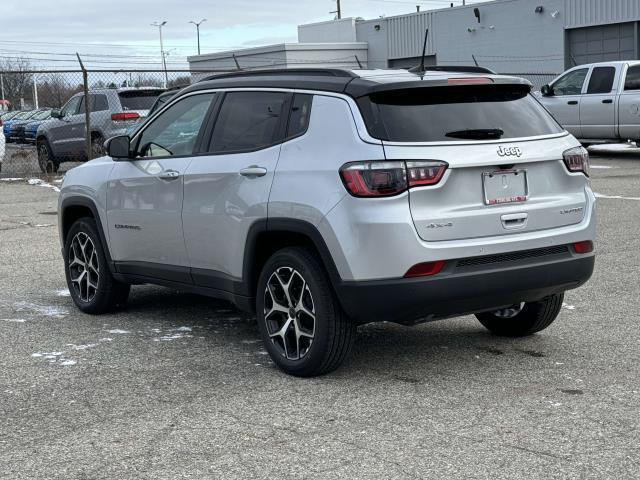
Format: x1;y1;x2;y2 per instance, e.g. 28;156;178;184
200;68;358;82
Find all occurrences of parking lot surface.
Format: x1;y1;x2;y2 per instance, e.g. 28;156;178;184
1;147;639;479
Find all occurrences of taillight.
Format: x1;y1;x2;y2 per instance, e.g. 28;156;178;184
563;146;589;176
111;112;140;122
572;241;594;254
404;261;445;278
339;160;448;198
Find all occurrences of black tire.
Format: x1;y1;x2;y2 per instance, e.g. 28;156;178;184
37;139;59;173
256;247;355;377
91;134;105;159
64;217;130;314
476;293;564;337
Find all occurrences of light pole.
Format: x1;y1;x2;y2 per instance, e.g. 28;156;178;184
151;21;168;87
189;19;207;55
33;74;39;109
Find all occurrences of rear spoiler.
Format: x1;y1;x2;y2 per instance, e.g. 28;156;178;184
346;75;533;98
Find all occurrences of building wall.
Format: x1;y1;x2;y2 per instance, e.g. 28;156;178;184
564;0;640;29
355;20;389;68
188;43;368;81
298;18;358;43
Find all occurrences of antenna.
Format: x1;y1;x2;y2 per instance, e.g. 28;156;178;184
472;54;479;67
419;28;429;72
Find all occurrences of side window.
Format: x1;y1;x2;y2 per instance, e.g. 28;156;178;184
586;67;616;94
92;95;109;112
624;65;640;91
61;96;81;117
552;68;589;96
135;93;215;158
208;91;288;153
286;94;313;139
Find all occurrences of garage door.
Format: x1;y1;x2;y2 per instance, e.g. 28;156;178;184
567;22;638;67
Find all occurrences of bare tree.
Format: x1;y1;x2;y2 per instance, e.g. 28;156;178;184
0;57;34;109
37;73;83;108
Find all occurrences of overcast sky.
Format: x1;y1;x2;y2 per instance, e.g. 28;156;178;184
1;0;490;68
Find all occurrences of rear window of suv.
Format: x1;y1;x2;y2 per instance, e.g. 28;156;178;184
357;84;564;142
118;90;164;111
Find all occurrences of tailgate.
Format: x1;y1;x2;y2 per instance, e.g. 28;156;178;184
384;135;588;242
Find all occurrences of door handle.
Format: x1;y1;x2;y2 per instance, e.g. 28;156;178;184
239;166;267;177
567;101;579;105
602;99;613;104
158;169;181;181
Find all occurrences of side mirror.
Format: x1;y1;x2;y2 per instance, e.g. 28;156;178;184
51;109;62;119
541;84;554;97
106;135;131;160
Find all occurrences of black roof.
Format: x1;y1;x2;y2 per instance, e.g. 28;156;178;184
183;68;531;99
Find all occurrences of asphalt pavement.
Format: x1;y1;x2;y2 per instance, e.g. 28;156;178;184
0;146;639;479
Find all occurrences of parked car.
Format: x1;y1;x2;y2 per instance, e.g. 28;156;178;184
3;110;39;142
0;118;5;172
37;87;165;172
0;110;21;122
538;61;640;146
58;68;595;377
125;86;185;135
10;109;51;143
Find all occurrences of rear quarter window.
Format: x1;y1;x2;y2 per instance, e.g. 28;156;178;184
357;84;564;142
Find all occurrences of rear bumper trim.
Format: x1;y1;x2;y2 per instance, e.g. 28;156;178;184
335;254;594;325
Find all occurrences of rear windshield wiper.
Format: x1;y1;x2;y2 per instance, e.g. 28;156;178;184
445;128;505;140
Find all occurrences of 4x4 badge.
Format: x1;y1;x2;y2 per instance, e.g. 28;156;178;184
497;146;522;157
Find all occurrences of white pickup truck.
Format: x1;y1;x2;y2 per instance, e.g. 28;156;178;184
538;60;640;146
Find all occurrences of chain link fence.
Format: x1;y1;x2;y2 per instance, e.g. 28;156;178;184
0;66;561;178
0;68;233;178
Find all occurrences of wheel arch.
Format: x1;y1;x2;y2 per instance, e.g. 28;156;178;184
60;196;114;271
243;218;343;306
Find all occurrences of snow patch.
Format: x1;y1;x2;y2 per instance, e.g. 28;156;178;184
106;329;130;334
590;165;614;169
27;178;60;193
59;359;77;366
56;289;71;297
562;303;576;311
0;177;25;182
595;192;640;201
13;301;67;318
2;318;26;323
173;326;192;332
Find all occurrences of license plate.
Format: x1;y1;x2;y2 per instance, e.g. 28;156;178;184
482;170;528;205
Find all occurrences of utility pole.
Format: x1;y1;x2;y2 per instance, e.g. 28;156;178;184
330;0;342;19
33;75;39;109
189;19;207;55
152;21;168;88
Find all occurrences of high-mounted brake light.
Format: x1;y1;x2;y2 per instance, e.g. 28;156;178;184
447;77;493;85
111;112;140;122
563;146;589;176
339;160;448;198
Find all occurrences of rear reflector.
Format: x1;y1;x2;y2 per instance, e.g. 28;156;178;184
404;261;445;278
447;77;493;85
572;241;594;254
111;112;140;122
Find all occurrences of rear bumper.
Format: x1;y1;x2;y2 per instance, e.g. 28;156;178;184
335;251;594;325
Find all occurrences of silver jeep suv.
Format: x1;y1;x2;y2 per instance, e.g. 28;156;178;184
37;87;164;173
58;69;596;376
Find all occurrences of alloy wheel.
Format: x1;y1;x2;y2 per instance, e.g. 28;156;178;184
68;232;100;303
263;267;315;360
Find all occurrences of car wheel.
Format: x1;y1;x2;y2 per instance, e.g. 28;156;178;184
91;134;105;158
256;247;355;377
37;139;59;173
64;217;130;314
476;293;564;337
